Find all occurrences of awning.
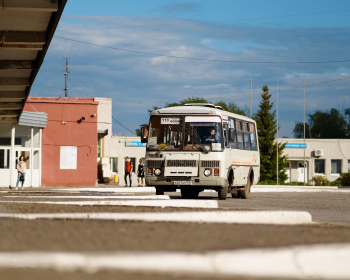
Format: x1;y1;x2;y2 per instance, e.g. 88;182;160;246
18;111;47;128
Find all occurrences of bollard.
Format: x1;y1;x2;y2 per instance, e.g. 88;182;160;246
114;174;119;185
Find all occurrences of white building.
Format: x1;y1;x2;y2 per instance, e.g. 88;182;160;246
97;98;145;185
280;138;350;183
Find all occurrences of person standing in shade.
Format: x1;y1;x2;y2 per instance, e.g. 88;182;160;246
124;157;133;187
137;159;145;187
16;155;26;190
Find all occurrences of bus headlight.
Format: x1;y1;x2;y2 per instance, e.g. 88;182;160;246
204;169;212;177
154;168;162;176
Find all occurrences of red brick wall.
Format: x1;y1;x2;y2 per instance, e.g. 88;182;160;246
24;97;98;186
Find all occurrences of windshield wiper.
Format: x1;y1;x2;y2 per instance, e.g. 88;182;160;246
196;145;208;154
157;143;167;154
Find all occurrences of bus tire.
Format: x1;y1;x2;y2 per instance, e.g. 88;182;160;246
240;176;251;199
155;186;164;195
181;188;199;199
231;187;239;198
218;184;228;200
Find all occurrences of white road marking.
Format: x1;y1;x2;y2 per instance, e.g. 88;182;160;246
0;199;218;208
251;185;350;193
3;195;170;200
54;187;156;193
0;244;349;279
0;210;313;225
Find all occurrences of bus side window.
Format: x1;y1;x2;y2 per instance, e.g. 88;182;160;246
236;120;244;149
243;122;251;150
228;118;237;149
223;122;229;147
249;123;258;151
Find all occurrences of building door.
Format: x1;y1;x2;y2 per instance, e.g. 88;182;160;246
285;162;291;183
0;148;11;187
297;162;308;183
12;149;40;187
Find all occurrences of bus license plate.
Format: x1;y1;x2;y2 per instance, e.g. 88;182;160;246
174;181;192;185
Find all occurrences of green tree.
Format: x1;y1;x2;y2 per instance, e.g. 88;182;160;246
166;96;208;107
148;97;246;115
292;122;311;138
255;85;288;183
214;100;248;116
293;108;349;138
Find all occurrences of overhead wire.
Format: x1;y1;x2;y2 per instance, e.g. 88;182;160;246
112;76;350;105
54;36;350;65
56;9;350;31
112;116;136;135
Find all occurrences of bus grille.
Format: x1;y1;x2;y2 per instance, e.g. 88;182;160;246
201;160;220;168
147;160;162;168
166;160;197;167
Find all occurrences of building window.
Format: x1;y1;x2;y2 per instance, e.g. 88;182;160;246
0;124;12;146
33;150;40;169
33;128;40;148
331;160;341;174
110;157;118;173
314;159;325;174
15;125;31;147
130;157;136;172
0;149;10;169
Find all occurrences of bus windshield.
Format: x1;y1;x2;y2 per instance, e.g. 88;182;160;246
147;115;223;151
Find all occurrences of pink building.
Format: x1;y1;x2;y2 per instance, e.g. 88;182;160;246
24;97;98;186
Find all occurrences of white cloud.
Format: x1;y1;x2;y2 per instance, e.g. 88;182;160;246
33;15;350;136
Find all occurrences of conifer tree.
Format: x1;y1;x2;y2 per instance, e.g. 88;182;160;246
255;85;288;183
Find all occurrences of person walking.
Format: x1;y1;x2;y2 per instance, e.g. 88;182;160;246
16;155;26;190
124;157;133;187
137;159;145;187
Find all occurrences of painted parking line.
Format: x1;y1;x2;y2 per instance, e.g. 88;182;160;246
0;210;313;225
3;195;170;200
54;187;156;193
0;243;349;279
0;199;218;208
251;185;350;193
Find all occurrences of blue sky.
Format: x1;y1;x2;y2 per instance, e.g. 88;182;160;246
32;0;350;137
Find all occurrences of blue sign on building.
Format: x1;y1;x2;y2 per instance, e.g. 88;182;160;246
285;143;307;149
125;141;146;147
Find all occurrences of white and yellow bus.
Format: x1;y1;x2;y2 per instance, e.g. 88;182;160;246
140;104;260;200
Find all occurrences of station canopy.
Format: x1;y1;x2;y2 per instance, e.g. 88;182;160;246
0;0;67;124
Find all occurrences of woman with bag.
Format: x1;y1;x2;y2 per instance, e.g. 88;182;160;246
16;155;26;190
137;159;145;187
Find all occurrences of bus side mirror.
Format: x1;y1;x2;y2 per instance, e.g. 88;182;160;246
140;126;148;143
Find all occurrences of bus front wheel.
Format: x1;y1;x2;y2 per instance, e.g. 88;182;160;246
218;184;228;200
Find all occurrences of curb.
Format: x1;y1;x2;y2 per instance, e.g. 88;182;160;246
0;210;313;225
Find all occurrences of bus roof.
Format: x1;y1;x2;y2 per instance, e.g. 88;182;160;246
150;104;256;123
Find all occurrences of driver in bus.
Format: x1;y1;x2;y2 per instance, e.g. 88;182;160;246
205;127;219;143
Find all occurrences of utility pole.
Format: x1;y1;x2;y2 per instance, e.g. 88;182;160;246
64;57;69;97
276;80;279;185
303;81;306;186
250;79;252;118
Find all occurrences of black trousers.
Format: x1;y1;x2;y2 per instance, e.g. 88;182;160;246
124;172;132;186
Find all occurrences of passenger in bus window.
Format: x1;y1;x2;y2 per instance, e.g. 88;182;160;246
205;128;219;143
